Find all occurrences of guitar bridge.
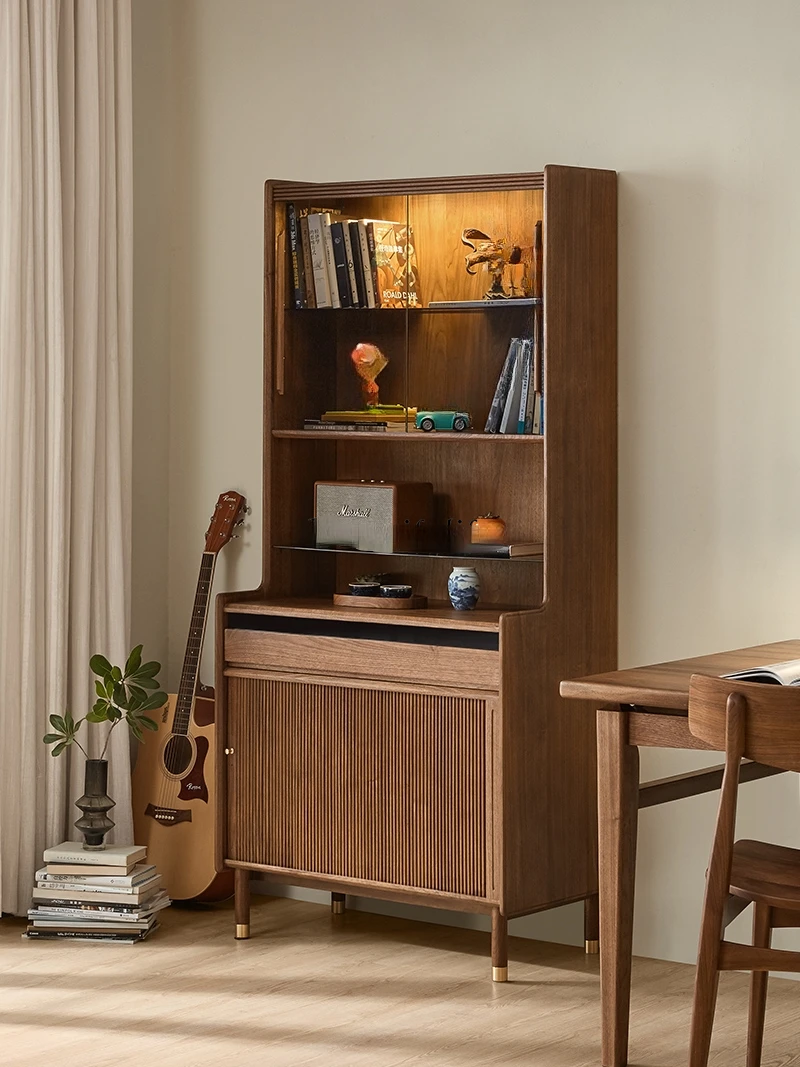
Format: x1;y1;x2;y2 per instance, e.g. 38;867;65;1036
144;803;192;826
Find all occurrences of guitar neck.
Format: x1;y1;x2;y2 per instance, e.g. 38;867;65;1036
173;551;217;735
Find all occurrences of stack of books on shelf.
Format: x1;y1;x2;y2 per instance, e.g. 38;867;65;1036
24;841;170;945
287;204;419;310
485;336;543;435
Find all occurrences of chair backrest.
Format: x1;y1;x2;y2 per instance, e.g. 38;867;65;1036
689;673;800;773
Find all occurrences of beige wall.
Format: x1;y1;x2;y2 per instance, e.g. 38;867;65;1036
131;0;800;963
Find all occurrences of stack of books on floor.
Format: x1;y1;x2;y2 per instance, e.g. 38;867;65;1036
24;842;170;945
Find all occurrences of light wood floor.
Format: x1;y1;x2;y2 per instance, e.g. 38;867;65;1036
1;896;798;1066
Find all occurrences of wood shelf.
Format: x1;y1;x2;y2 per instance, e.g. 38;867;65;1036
273;544;543;563
225;597;531;632
286;300;541;314
272;429;544;443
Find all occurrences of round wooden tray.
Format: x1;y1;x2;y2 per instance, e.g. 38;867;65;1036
333;593;428;611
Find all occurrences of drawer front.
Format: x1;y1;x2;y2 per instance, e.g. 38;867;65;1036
227;674;490;898
225;628;499;691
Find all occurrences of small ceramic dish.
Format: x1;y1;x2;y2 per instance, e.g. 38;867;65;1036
380;584;412;599
348;581;381;597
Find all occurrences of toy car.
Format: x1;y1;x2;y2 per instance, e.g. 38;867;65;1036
415;410;471;433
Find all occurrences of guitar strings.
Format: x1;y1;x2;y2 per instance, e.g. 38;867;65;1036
154;553;217;817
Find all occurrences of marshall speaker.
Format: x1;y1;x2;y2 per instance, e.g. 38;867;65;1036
314;480;434;554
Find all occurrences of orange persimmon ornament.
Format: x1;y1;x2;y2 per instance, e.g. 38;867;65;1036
470;514;506;545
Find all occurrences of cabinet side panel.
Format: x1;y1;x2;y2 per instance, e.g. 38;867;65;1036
226;675;488;898
501;166;617;916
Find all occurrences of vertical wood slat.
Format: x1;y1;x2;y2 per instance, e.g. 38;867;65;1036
227;676;488;897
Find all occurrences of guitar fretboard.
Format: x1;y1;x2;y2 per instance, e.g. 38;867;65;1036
173;552;216;736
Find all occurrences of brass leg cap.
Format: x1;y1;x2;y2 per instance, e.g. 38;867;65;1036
492;966;508;983
585;939;600;955
235;923;251;939
332;900;345;915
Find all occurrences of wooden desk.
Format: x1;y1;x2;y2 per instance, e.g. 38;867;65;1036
560;638;798;1067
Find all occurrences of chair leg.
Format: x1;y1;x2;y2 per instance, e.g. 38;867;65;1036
746;903;772;1067
688;900;726;1067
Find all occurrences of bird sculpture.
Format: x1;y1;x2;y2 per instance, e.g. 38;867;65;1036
462;227;524;299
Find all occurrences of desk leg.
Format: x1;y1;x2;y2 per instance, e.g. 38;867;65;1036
597;709;639;1067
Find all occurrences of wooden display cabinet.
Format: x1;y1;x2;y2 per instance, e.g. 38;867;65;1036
216;167;617;979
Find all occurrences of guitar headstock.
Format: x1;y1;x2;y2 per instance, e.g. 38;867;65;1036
205;491;247;554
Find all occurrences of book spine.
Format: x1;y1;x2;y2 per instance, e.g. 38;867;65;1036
342;222;361;306
41;850;140;866
539;330;545;433
306;214;332;308
30;906;144;919
40;874;148;887
532;306;542;394
365;222;381;308
356;222;376;308
298;214;316;308
499;346;523;434
465;543;542;558
329;221;351;308
287;203;305;309
520;337;533;428
321;215;341;308
348;221;367;308
484;339;518;432
24;929;148;942
36;878;158;894
33;890;151;904
31;918;152;928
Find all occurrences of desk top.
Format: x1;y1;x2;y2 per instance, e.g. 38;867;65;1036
560;639;800;711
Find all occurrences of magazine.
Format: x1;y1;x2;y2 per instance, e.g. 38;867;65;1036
724;659;800;686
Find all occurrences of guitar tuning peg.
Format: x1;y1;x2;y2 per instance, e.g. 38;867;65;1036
231;534;240;539
235;519;245;526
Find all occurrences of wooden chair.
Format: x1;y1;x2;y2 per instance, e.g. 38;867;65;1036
687;674;800;1066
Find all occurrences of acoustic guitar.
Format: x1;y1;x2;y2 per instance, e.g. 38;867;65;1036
132;490;247;901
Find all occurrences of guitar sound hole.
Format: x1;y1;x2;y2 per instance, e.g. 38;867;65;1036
163;734;193;776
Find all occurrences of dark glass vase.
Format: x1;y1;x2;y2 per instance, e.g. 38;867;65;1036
74;759;115;850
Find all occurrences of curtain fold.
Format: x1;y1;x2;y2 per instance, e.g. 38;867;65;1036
0;0;133;915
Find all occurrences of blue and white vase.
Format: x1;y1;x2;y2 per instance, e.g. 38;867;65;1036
448;566;480;610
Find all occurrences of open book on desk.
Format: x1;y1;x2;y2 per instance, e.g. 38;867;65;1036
724;659;800;686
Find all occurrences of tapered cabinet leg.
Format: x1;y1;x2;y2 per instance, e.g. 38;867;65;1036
597;709;640;1067
492;909;508;982
331;892;346;915
746;903;772;1067
585;894;600;954
234;868;251;939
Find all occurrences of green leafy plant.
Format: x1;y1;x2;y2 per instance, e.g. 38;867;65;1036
43;645;167;759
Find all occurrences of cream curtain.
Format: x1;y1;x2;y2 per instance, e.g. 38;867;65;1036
0;0;133;914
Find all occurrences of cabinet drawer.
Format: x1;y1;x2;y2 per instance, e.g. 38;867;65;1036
224;628;499;691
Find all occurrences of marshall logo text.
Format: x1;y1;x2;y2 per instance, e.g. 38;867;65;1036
338;504;371;519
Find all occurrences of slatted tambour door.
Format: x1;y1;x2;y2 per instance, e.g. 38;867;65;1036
227;675;489;897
